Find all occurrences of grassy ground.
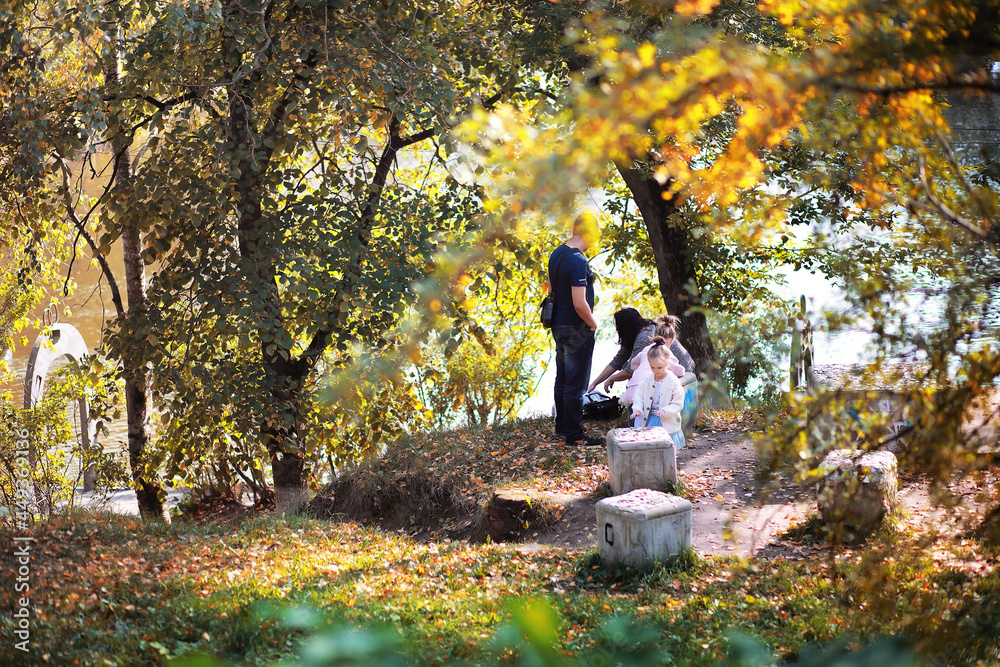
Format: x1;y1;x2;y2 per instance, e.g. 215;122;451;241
308;416;619;537
2;415;999;666
1;510;995;666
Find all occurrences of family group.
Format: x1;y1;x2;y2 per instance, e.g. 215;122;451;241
547;217;695;448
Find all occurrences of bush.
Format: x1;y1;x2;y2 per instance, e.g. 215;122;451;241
0;359;128;523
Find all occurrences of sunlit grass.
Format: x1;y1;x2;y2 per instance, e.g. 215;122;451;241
2;509;994;666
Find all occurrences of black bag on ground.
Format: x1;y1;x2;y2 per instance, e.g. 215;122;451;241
581;390;621;419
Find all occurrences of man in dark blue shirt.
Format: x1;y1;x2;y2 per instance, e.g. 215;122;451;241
549;215;600;446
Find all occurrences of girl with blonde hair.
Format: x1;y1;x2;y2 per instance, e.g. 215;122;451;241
620;314;685;405
629;338;686;448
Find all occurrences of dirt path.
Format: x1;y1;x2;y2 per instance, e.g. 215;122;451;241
518;427;993;558
677;429;811;557
518;427;809;556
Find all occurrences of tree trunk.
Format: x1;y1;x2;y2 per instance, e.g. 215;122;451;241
616;165;721;384
271;444;308;515
103;10;167;521
260;365;313;514
224;24;313;513
123;375;166;520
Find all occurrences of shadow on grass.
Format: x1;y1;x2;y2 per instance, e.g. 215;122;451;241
572;548;700;591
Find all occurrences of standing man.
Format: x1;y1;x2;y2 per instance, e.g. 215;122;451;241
549;214;601;447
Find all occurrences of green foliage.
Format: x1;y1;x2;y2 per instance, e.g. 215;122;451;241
172;603;923;667
600;173;814;317
726;631;921;666
0;360;128;523
708;300;794;406
413;219;556;429
415;333;540;430
0;188;111;521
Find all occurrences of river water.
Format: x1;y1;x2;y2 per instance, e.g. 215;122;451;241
5;246;130;447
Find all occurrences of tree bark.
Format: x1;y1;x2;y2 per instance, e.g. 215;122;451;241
265;378;310;514
218;15;435;513
616;164;721;383
103;10;167;521
225;22;316;513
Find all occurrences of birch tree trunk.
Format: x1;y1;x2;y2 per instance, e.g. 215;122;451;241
103;10;167;521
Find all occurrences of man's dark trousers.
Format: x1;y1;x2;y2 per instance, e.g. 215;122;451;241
553;323;595;442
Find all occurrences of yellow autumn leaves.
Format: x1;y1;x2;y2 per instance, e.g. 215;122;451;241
460;16;804;217
459;0;974;249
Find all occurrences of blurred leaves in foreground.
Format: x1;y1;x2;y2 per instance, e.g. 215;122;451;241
171;598;921;667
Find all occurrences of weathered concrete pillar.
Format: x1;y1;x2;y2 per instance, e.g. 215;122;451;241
596;489;692;567
607;427;677;495
817;449;898;531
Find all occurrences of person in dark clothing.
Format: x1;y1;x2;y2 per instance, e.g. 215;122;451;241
588;308;655;393
589;309;696;393
549;215;601;447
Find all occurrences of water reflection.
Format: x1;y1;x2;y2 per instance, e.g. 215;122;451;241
4;243;129;446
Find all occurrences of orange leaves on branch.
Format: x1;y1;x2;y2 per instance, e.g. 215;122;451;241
674;0;721;16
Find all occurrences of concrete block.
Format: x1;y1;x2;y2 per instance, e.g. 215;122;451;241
606;427;677;495
596;489;692;567
817;449;899;530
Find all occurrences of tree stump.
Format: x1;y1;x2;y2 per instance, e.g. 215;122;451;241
471;489;559;543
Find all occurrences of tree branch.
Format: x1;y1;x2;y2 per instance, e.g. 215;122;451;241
288;81;534;376
260;52;319;161
914;155;989;241
397;126;436;148
828;78;1000;96
293;118;409;376
55;157;126;317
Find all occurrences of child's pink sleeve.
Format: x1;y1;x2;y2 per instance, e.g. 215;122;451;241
631;344;651;371
668;354;685;377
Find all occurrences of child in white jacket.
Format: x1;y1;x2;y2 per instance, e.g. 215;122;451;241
629;338;686;448
621;315;685;405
